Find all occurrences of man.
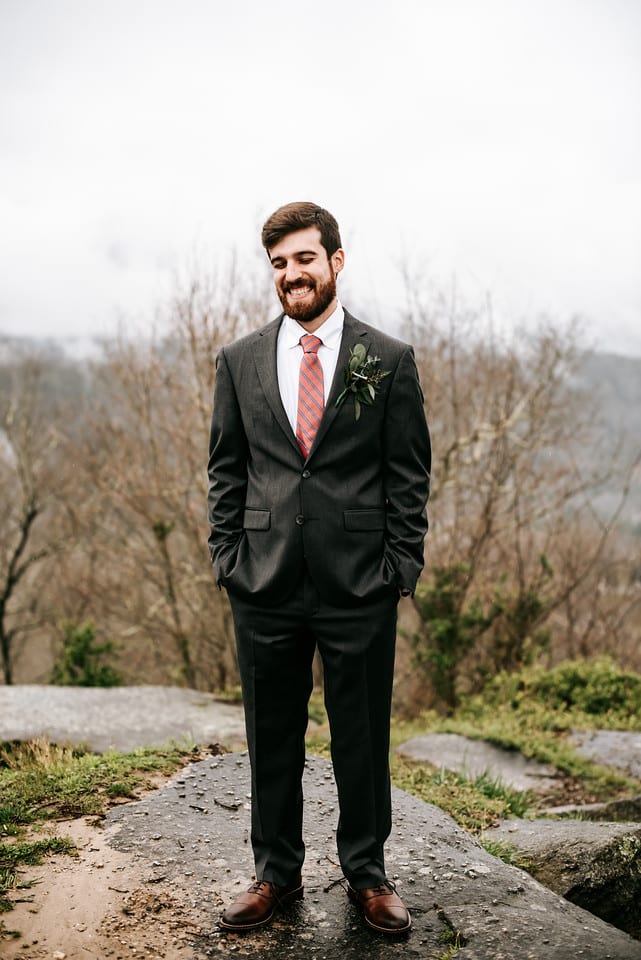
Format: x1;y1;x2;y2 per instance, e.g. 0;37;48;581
207;202;430;935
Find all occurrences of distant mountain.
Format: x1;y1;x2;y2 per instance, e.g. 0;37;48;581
0;335;92;414
572;351;641;535
0;334;102;363
575;352;641;445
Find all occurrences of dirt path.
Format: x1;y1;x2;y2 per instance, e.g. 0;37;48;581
3;785;201;960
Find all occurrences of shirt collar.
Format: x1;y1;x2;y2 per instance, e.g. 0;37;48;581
282;300;344;350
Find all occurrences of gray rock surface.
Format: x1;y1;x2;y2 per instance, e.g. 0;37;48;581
571;731;641;779
105;752;641;959
486;818;641;940
0;685;246;753
398;732;560;793
541;795;641;822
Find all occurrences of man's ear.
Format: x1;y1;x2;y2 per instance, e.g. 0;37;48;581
331;248;345;276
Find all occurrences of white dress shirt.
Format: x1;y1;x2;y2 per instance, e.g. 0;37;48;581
276;301;345;433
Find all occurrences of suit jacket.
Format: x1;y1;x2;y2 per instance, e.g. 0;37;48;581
207;309;431;607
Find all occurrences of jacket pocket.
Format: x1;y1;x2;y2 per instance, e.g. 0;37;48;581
343;509;385;532
243;508;271;531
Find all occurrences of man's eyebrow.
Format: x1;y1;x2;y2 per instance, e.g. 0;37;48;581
270;249;318;264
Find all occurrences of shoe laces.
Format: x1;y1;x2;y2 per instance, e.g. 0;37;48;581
248;879;297;903
324;876;348;893
248;880;272;896
371;880;397;897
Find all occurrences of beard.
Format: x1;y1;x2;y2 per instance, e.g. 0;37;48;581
276;272;337;325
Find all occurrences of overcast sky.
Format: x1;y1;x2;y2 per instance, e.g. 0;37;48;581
1;0;640;354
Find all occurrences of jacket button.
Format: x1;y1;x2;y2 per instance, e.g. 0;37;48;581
302;469;311;479
295;514;305;525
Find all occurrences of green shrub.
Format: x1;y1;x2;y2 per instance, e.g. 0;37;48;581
411;560;552;712
478;657;641;721
527;658;641;715
50;621;123;687
411;563;492;711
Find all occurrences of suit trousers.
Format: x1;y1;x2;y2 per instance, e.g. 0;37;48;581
228;572;399;889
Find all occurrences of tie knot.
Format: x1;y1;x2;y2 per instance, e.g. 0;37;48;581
300;334;322;355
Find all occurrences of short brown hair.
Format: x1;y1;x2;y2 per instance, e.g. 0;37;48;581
261;202;342;258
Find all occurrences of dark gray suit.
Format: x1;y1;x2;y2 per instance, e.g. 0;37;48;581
207;308;430;887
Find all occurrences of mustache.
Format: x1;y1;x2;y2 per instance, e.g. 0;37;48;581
282;278;315;293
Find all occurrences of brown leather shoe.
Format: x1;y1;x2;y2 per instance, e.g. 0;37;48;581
348;880;411;934
219;877;304;931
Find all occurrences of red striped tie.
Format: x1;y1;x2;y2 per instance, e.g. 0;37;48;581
296;334;324;458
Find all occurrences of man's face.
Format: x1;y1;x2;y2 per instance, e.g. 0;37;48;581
269;227;344;325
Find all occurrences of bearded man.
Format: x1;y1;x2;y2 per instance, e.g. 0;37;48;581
207;201;431;935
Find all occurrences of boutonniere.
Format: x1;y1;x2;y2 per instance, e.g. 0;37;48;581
335;343;390;421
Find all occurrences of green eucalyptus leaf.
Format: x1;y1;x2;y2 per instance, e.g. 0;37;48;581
354;397;361;420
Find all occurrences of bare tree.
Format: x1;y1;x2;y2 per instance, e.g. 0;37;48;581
53;267;272;690
401;280;640;710
0;358;68;683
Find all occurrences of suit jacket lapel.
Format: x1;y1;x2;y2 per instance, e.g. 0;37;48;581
253;316;301;454
307;310;369;459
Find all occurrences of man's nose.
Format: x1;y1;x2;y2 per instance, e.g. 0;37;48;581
284;261;303;282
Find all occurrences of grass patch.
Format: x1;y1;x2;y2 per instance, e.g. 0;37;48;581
390;754;532;832
307;692;328;726
427;703;637;802
215;685;244;704
0;837;76;912
0;738;199;832
434;907;467;958
478;837;532;871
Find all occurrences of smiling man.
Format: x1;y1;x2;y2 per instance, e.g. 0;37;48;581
207;201;431;935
